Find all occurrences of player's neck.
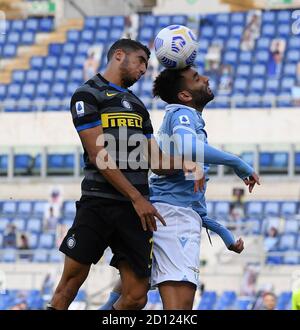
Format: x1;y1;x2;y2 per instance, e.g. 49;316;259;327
185;102;203;113
102;68;124;89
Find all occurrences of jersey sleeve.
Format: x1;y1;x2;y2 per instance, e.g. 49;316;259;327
142;110;154;139
70;90;102;133
170;108;197;135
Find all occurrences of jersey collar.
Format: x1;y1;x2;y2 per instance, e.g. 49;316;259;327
97;73;128;93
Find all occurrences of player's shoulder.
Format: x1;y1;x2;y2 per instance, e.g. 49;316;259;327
167;104;198;125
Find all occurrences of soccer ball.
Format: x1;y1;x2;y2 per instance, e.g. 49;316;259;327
154;25;198;69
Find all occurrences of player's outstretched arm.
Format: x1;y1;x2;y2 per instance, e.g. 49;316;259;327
203;218;244;254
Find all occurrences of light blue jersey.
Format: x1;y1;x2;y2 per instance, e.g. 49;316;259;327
150;103;254;247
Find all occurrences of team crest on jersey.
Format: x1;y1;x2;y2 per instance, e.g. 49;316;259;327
75;101;85;117
67;234;76;249
122;99;132;110
179;115;190;125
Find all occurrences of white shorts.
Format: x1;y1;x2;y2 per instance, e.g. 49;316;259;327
151;202;202;288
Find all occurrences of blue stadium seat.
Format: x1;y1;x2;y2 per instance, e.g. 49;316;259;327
11;20;25;32
84;17;97;30
32;201;47;216
259;152;272;169
12;218;26;231
140;27;153;40
49;43;62;56
22;32;35;45
22;84;35;98
281;202;297;217
67;30;80;43
51;83;66;98
252;64;266;77
246;201;263;217
14;154;32;174
277;10;291;23
2;201;17;215
201;26;214;39
284;220;299;234
26;19;39;32
3;249;17;263
33;250;49;262
235;298;253;310
233;78;247;92
226;38;240;51
231;25;244;37
7;32;20;44
262;24;276;37
197;291;217;310
0;155;8;174
0;85;6;100
63;201;76;217
95;29;109;42
283;251;299;265
279;234;297;251
44;56;58;70
216;26;229;39
256;37;271;50
172;15;187;25
26;70;40;83
277;24;290;37
246;218;262;235
239;52;252;64
289;36;300;49
36;83;50;98
250;78;264;92
215;291;236;310
214;201;229;218
262;11;276;23
264;202;280;217
39;233;55;249
28;233;39;249
141;15;156;27
39;18;53;32
8;84;21;98
49;249;64;263
223;51;237;65
110;28;123;40
265;78;279;93
30;57;44;70
98;16;111;28
286;50;300;63
27;218;42;233
216;13;230;24
277;291;292;310
54;69;68;83
157;15;171;27
81;30;94;43
231;12;245;24
59;56;72;69
73;55;86;69
18;201;32;216
0;218;10;232
255;50;269;63
112;16;125;28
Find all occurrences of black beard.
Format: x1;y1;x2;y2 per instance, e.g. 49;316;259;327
119;57;136;88
191;89;214;108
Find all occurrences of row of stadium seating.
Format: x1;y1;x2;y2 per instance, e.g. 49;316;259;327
0;288;86;310
148;289;292;310
0;288;292;310
0;200;298;218
0;152;300;175
0;18;54;58
1;10;300;110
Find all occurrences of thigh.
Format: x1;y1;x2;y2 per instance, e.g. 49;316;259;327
119;261;149;298
151;203;202;288
109;202;153;278
159;281;196;310
60;197;112;265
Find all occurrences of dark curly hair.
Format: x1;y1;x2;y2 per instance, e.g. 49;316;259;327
152;66;191;104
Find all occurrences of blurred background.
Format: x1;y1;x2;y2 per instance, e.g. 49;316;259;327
1;0;300;310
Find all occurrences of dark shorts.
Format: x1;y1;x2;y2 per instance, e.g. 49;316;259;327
59;196;153;278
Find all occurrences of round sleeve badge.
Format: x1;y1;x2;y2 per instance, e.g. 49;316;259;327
67;234;76;249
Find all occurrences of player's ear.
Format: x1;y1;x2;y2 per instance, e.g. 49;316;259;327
178;90;192;103
114;49;125;62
